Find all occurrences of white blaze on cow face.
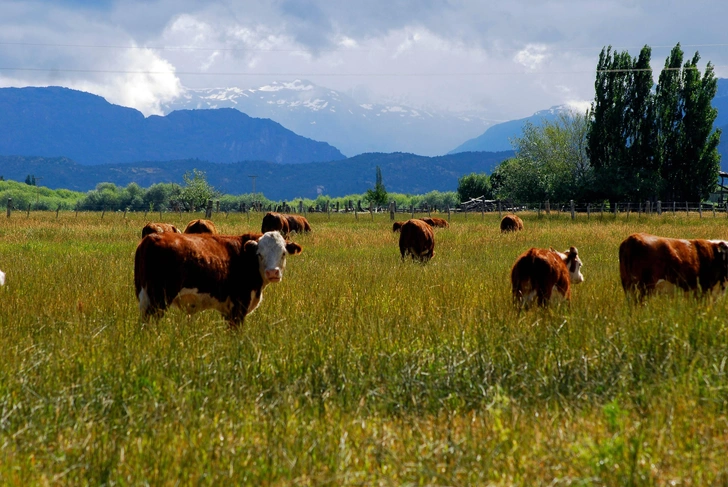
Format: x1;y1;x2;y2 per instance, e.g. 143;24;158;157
253;231;293;284
0;269;5;286
553;247;584;284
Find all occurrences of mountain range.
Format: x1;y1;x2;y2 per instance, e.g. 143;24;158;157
0;87;344;165
162;80;493;157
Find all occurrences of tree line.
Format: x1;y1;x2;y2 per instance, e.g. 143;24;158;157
457;43;722;205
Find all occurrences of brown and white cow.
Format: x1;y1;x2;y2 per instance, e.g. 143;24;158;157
134;231;303;328
184;219;218;234
511;246;584;308
285;214;312;234
261;212;290;236
420;217;450;228
500;214;524;233
140;222;182;239
399;219;435;262
619;233;728;300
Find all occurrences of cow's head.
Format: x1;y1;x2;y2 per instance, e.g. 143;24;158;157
552;246;584;284
245;231;303;284
715;241;728;283
392;221;403;232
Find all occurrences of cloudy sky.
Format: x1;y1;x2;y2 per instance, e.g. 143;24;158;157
1;0;727;122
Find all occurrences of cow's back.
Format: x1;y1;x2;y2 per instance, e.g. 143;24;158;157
184;219;218;234
399;219;435;261
141;222;181;239
511;247;570;307
286;215;311;233
500;215;524;233
261;212;289;235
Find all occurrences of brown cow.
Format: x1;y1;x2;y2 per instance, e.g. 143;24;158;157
500;214;524;233
399;219;435;262
619;233;728;300
141;222;182;239
261;212;290;236
420;217;450;228
134;231;303;328
511;247;584;308
285;214;312;234
392;221;405;232
184;219;218;234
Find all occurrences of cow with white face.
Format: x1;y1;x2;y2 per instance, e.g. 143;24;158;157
0;269;5;286
511;246;584;308
134;231;303;328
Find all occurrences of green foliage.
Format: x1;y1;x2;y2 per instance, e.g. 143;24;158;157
0;179;84;210
457;172;493;202
178;169;221;211
495;111;592;202
24;174;36;186
364;166;388;206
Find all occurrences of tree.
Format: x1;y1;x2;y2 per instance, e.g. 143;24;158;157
364;166;388;206
457;173;492;202
24;174;36;186
178;169;220;211
495;111;592;202
656;44;721;201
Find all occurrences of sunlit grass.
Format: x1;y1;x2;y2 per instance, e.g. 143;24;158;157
1;210;728;484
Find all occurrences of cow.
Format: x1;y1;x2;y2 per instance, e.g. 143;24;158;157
0;269;5;286
184;219;218;234
141;222;182;239
285;214;312;234
134;231;303;328
511;246;584;308
619;233;728;301
500;214;524;233
261;212;290;236
399;219;435;262
392;221;405;232
420;217;450;229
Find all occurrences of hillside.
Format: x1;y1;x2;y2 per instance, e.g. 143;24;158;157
0;87;344;165
0;152;513;201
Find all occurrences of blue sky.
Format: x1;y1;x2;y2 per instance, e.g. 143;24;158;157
1;0;726;121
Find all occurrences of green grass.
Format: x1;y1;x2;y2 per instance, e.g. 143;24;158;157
1;210;728;485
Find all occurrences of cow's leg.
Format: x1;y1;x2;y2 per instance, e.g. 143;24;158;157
138;285;167;322
226;305;247;331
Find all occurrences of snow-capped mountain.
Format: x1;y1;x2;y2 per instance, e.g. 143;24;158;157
162;80;494;157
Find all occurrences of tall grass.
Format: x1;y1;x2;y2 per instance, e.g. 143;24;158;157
1;210;728;485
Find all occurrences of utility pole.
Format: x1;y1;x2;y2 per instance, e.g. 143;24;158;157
35;176;43;203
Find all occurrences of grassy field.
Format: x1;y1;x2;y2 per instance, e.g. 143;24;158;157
1;210;728;485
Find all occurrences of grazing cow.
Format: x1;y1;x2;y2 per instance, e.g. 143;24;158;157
500;214;524;233
134;231;303;328
184;219;218;234
392;221;405;232
0;269;5;286
420;217;450;228
511;247;584;308
619;233;728;300
261;212;290;236
399;219;435;262
285;214;312;234
141;222;182;239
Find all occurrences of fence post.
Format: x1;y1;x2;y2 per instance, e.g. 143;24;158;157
102;206;106;219
205;200;213;219
686;201;689;216
481;197;485;219
6;198;11;218
389;201;395;221
587;203;590;219
123;207;127;219
714;204;717;218
370;201;374;221
614;202;618;218
447;205;451;221
498;200;502;218
159;209;162;221
638;202;641;218
411;204;414;218
673;201;676;216
538;202;542;218
626;202;630;220
699;203;703;219
646;201;650;215
216;200;220;213
545;200;550;216
600;202;604;218
657;200;662;215
570;200;575;220
57;205;60;219
75;208;79;218
27;203;31;218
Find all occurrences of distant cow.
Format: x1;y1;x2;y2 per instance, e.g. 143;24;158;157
141;222;182;239
392;221;405;232
184;219;218;234
399;219;435;262
511;246;584;308
134;231;303;328
619;233;728;300
261;212;290;236
285;214;312;234
420;217;450;228
500;214;524;233
0;269;5;286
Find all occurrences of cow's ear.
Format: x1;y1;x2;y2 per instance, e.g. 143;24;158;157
569;246;579;256
244;240;259;253
286;242;303;255
719;241;728;252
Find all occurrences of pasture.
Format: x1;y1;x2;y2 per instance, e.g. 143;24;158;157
1;211;728;485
